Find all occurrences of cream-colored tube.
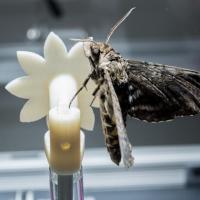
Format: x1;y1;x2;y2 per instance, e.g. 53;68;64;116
44;130;85;166
49;75;78;109
45;74;83;174
49;107;81;174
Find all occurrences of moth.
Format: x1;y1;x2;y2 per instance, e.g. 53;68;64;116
70;8;200;167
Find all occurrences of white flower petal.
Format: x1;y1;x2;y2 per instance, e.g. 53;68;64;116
67;42;99;108
5;77;32;99
68;42;86;61
44;32;67;63
91;97;99;108
7;33;97;129
20;97;48;122
5;76;46;99
17;51;45;75
80;106;95;131
67;42;90;77
78;89;95;130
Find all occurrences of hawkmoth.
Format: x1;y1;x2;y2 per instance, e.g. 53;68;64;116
70;8;200;168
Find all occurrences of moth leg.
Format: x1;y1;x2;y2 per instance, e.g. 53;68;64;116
69;73;91;108
88;56;101;79
90;84;101;107
88;56;96;68
69;55;97;108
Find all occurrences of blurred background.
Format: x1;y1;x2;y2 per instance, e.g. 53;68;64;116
0;0;200;200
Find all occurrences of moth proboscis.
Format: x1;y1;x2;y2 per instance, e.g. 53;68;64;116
69;7;200;168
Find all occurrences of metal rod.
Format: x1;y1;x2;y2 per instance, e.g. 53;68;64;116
57;174;73;200
49;167;84;200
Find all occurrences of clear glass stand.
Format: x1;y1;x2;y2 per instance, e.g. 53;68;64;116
49;167;84;200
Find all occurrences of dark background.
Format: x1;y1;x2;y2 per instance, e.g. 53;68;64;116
0;0;200;151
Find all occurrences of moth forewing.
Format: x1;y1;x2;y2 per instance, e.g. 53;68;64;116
99;87;122;166
104;71;134;167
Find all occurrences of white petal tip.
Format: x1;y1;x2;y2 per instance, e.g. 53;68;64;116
5;77;33;99
5;83;15;95
5;83;10;92
17;51;45;75
48;31;57;37
81;113;95;131
87;120;95;131
19;115;28;123
46;32;62;44
20;110;32;122
16;50;23;57
5;80;21;97
86;126;94;131
46;32;60;43
20;100;47;123
44;32;67;61
16;51;30;60
19;112;44;123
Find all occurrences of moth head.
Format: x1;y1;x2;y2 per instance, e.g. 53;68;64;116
70;37;100;62
83;40;101;64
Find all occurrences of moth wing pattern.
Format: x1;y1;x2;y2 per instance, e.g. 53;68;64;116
126;60;200;122
99;87;121;166
99;70;134;168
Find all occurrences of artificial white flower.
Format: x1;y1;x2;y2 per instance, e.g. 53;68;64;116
6;32;98;130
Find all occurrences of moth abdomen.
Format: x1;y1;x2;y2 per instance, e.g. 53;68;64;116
104;125;121;165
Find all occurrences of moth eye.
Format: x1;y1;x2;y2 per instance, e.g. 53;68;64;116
93;48;100;56
129;85;134;91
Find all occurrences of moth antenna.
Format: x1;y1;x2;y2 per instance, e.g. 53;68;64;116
105;7;136;44
70;37;99;46
70;37;93;42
